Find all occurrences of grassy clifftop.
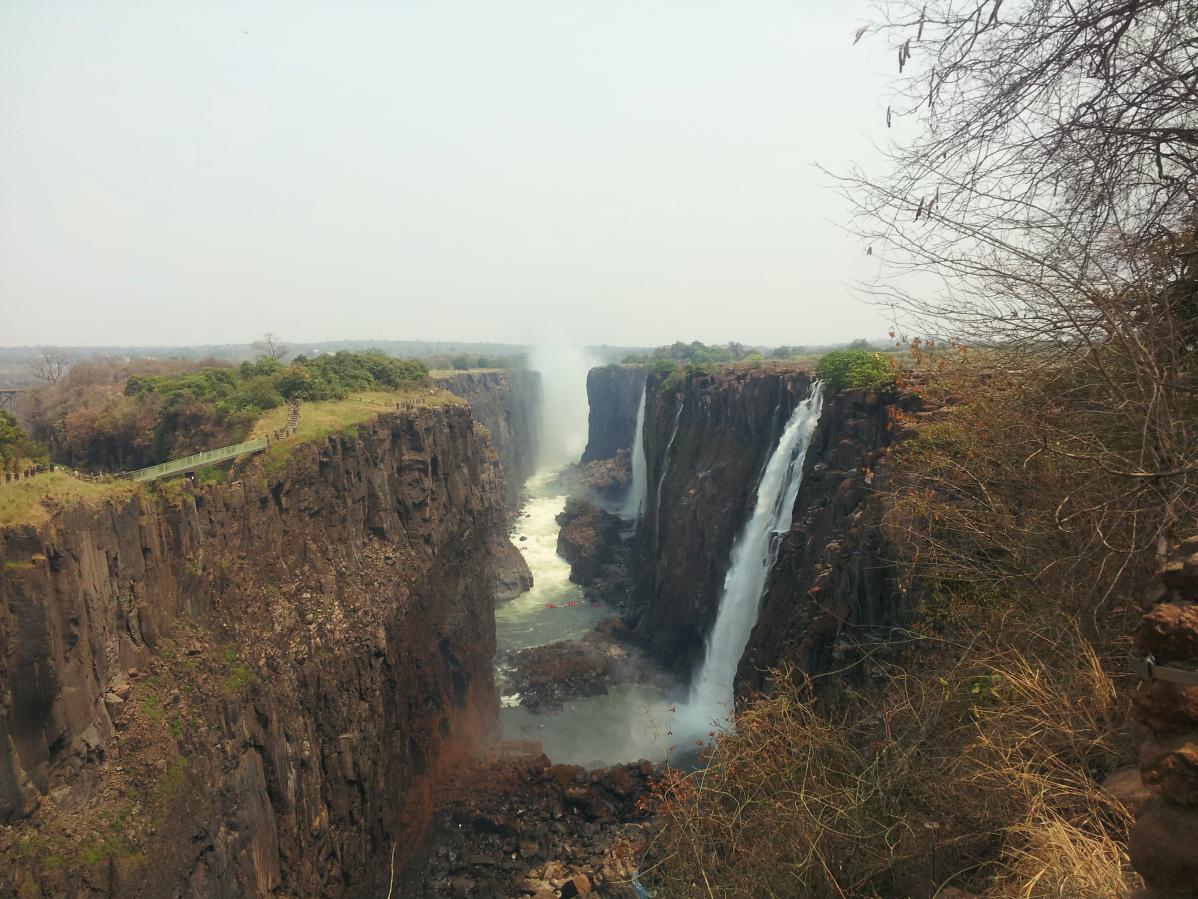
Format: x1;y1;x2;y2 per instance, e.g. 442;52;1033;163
0;473;139;530
0;388;462;530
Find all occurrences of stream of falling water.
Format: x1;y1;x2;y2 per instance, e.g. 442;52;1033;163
620;384;648;520
679;384;824;734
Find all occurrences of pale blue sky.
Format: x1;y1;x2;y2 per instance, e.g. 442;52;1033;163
1;1;899;348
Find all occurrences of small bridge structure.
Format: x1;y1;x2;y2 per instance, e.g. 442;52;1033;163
127;438;270;482
126;400;301;483
0;388;27;412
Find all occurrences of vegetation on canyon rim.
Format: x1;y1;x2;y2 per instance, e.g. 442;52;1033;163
15;350;427;472
0;410;46;473
642;0;1196;895
815;349;893;393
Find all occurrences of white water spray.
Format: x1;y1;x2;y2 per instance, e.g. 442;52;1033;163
620;384;648;519
685;383;825;728
530;345;596;469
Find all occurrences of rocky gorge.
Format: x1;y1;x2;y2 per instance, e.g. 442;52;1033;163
0;397;507;897
1;359;916;897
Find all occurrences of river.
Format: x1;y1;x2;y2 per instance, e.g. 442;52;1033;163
495;467;691;768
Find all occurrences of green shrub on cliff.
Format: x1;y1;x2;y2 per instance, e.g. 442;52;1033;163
817;349;893;393
0;411;46;472
23;350;428;473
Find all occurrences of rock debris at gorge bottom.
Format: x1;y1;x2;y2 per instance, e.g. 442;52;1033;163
398;742;656;898
498;620;674;712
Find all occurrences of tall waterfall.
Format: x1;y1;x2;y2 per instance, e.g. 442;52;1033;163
687;383;825;725
620;384;648;519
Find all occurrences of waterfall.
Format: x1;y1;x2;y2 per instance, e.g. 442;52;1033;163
620;384;648;519
651;398;685;549
687;383;825;725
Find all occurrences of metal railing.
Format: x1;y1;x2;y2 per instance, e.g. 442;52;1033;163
127;438;269;482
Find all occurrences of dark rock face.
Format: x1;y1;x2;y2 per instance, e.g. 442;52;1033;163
738;387;909;695
493;534;535;602
398;743;655;897
556;499;623;587
624;368;913;696
502;640;614;711
628;367;816;675
0;406;505;897
581;365;646;463
575;451;631;503
435;369;543;512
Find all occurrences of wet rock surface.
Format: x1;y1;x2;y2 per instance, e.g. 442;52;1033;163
582;365;647;464
575;452;632;504
495;534;535;602
500;620;674;712
398;742;656;898
556;499;624;587
628;366;818;676
740;386;917;695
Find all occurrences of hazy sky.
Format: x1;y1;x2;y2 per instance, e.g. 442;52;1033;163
1;1;901;349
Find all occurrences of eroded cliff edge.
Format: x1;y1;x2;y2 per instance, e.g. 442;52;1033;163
0;403;504;897
434;369;542;512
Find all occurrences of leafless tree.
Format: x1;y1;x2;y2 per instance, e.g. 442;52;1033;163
842;0;1198;553
28;347;72;385
252;332;288;363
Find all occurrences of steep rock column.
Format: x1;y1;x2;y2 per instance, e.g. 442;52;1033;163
628;368;814;675
433;369;543;512
1129;539;1198;898
581;365;648;463
737;387;911;695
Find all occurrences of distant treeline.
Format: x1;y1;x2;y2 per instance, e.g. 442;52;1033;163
19;350;427;472
622;338;878;365
420;352;529;371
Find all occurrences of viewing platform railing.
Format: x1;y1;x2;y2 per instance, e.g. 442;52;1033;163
127;438;269;482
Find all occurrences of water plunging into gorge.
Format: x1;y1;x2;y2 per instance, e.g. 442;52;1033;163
496;468;682;766
685;384;824;726
620;385;648;520
498;367;824;766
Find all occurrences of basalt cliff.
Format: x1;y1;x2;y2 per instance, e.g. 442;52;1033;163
434;369;542;512
581;365;646;464
620;366;910;690
0;401;508;898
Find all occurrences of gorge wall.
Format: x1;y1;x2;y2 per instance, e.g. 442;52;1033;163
581;365;647;463
619;366;909;690
434;369;542;512
0;402;505;898
738;387;909;694
628;367;816;675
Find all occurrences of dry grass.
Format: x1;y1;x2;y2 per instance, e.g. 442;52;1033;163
0;471;139;529
646;619;1137;898
252;388;463;443
252;388;465;475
